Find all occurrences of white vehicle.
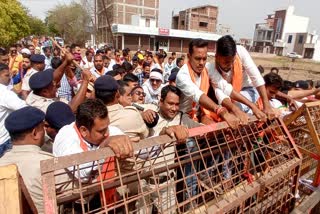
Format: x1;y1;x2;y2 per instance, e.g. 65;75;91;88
286;52;302;59
54;37;64;47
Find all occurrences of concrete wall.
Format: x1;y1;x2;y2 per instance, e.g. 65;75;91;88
312;42;320;61
282;6;309;41
131;15;157;27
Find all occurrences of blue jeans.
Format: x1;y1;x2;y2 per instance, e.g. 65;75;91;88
0;139;12;157
184;138;199;198
236;87;260;114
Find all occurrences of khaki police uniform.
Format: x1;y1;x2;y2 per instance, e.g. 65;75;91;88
0;145;68;214
26;92;68;113
107;103;149;139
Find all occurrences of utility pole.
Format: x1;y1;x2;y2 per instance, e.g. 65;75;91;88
100;0;115;47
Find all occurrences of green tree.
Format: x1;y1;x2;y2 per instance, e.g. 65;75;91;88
27;16;48;36
0;0;30;47
46;1;91;45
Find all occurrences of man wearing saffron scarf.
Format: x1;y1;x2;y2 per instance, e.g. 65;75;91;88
176;39;246;128
208;35;274;119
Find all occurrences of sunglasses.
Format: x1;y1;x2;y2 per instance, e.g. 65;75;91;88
133;91;146;97
150;79;161;83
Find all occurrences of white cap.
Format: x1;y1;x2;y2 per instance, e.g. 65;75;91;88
21;48;31;55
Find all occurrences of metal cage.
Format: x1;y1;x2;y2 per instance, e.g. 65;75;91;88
284;101;320;187
41;117;301;214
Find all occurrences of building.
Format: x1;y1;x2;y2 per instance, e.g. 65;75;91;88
111;22;220;52
252;5;310;56
303;31;320;61
252;15;274;53
171;5;218;33
273;6;309;56
96;1;221;52
238;38;252;51
96;0;159;44
216;24;232;36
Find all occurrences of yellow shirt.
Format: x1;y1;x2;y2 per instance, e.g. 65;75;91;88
9;54;23;74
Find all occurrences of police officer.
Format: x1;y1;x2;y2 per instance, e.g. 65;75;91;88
43;101;75;153
26;68;90;112
0;106;58;213
94;75;149;139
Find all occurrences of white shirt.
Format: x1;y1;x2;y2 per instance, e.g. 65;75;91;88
90;67;108;78
108;59;116;71
53;122;123;181
21;68;38;91
80;57;94;69
151;63;163;71
0;84;26;145
207;45;265;104
44;56;52;70
176;64;203;114
163;62;174;82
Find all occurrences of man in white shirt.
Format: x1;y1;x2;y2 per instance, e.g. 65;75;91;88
43;46;52;69
136;85;195;213
209;35;274;118
53;99;135;182
80;50;94;69
163;57;174;83
175;39;243;128
105;48;116;70
21;54;45;99
90;54;108;78
0;63;26;156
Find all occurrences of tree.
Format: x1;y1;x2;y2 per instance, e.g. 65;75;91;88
27;16;48;36
46;1;91;45
0;0;30;47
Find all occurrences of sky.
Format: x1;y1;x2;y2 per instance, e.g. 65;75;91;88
20;0;320;39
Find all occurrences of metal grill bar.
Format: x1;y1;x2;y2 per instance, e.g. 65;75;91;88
284;101;320;187
41;117;301;214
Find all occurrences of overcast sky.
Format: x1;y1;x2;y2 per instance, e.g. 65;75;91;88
20;0;320;39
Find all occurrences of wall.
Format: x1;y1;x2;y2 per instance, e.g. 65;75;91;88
282;6;309;41
312;42;320;61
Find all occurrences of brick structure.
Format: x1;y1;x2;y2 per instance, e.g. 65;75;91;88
171;5;218;33
97;0;159;44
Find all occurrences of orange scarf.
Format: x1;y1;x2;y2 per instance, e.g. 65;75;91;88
187;62;221;122
73;124;117;205
231;55;243;93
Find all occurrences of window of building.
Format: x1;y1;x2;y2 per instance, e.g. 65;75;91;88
181;20;185;25
146;18;150;27
276;18;282;32
287;35;293;44
199;22;208;27
267;31;272;40
298;35;304;44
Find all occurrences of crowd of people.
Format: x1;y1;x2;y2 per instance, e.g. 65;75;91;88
1;35;320;213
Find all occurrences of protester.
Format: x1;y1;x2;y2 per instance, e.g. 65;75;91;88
90;54;108;78
208;35;273;118
21;54;45;99
175;38;240;128
142;68;164;105
0;63;26;155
